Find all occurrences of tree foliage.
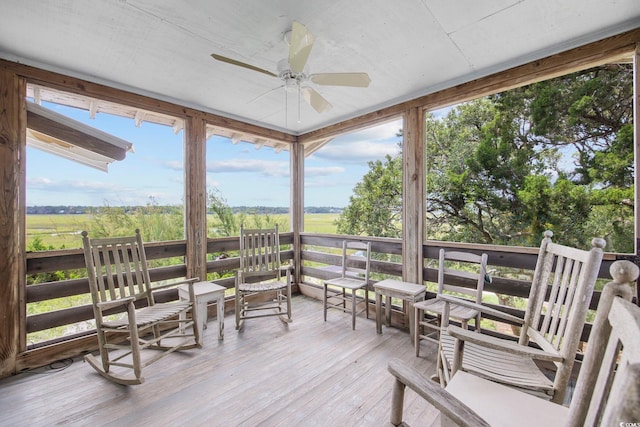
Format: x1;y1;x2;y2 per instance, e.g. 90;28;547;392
335;151;402;237
339;64;634;252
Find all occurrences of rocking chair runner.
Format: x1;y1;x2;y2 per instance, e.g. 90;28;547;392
387;260;640;427
235;225;292;330
82;230;201;385
436;231;605;402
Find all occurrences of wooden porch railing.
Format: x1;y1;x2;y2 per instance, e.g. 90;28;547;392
22;232;621;371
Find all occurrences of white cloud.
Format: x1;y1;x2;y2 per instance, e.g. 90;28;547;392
26;177;53;186
164;160;182;171
311;119;402;163
27;178;120;193
206;159;290;177
313;139;400;163
305;166;345;177
335;119;403;143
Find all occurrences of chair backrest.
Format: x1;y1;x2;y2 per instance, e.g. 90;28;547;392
339;240;371;284
82;229;154;308
566;260;640;427
521;230;605;399
437;249;488;303
239;225;282;280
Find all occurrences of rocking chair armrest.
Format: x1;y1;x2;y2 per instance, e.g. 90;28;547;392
152;277;199;291
437;294;524;325
96;296;136;311
387;359;490;427
280;265;292;281
446;325;564;362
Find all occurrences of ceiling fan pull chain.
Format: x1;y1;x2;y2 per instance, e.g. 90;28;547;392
285;87;289;128
297;84;301;123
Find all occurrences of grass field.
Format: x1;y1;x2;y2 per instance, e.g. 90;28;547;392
27;214;95;249
26;213;340;250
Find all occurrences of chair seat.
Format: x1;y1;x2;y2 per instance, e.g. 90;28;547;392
445;371;567;427
103;301;192;328
414;298;479;321
324;277;367;290
440;333;555;393
238;279;288;292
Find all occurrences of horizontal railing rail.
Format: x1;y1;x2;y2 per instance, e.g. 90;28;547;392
299;233;621;343
21;231;624;370
25;234;294;343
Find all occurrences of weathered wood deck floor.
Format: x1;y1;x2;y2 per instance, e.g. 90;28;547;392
0;295;440;426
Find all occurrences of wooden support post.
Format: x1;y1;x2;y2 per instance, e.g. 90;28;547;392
0;66;26;377
290;141;304;285
402;107;424;284
184;114;207;281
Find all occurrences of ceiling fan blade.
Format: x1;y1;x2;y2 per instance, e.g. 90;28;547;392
288;21;315;73
211;53;278;78
310;72;371;87
301;87;332;114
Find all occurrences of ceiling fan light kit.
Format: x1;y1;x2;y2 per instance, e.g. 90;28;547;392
210;21;370;121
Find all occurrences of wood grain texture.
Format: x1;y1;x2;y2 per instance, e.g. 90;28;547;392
0;67;26;376
184;115;207;281
402;107;424;284
0;295;440;426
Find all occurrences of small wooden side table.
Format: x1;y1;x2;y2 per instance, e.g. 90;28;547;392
374;279;426;342
178;281;225;341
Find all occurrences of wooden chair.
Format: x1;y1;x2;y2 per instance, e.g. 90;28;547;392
436;230;605;401
323;240;372;330
235;225;292;330
414;249;488;357
82;229;201;385
388;260;640;427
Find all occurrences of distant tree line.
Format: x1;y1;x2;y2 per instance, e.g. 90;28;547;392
27;205;343;215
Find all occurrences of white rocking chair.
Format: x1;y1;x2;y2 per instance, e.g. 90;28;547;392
388;260;640;427
82;229;200;385
235;225;292;330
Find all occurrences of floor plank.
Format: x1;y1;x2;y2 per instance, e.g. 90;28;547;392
0;295;440;426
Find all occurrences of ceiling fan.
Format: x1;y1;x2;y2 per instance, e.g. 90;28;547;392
211;21;370;118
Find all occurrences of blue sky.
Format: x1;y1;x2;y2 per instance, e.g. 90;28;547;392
26;103;402;208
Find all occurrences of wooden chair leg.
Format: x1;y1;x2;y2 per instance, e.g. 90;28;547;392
323;284;328;322
415;306;421;357
390;377;406;426
352;290;357;330
365;288;369;319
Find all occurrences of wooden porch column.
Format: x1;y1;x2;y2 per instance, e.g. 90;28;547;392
0;66;26;376
402;107;424;284
290;141;304;285
184;114;208;281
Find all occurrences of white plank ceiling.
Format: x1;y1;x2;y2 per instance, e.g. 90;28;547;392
1;0;639;135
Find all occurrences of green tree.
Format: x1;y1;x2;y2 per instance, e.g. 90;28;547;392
335;151;403;237
339;64;633;252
